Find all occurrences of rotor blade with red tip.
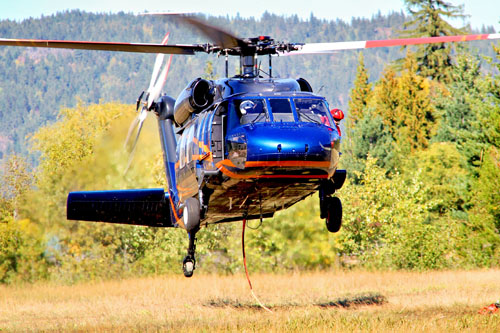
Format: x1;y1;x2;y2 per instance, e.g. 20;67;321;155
286;33;500;55
0;38;204;54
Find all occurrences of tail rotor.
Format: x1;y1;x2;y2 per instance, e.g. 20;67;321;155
124;33;173;173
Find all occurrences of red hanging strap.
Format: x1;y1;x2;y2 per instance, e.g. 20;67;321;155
242;218;272;313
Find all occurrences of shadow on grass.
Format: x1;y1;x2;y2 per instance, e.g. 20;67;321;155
204;293;387;310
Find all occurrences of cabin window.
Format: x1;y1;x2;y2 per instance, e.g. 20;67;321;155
179;131;187;169
269;98;295;122
294;98;332;126
230;99;268;125
187;125;196;164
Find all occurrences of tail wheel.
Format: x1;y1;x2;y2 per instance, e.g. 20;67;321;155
326;197;342;233
183;255;195;277
183;197;200;232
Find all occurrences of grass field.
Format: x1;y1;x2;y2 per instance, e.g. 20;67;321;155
1;269;499;332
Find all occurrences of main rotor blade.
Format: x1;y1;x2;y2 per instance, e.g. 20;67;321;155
0;38;204;55
146;13;245;49
285;33;500;55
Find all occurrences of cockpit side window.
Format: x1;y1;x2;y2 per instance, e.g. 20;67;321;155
269;98;295;122
178;130;187;169
186;125;196;164
294;98;332;126
229;98;268;125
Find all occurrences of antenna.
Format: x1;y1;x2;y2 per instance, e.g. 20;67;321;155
269;54;272;78
225;51;228;77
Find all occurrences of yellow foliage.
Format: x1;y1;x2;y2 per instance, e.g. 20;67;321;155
372;53;436;153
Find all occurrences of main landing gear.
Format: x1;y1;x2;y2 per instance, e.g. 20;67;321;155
319;187;342;233
323;196;342;233
182;197;201;278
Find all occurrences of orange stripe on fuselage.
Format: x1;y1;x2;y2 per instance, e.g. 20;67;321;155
215;159;329;179
244;160;331;168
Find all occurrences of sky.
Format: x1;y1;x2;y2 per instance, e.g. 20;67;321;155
0;0;499;31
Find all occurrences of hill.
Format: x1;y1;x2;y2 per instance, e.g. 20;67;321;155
0;10;411;158
1;10;496;159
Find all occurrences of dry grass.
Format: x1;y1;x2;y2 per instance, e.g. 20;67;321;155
1;269;499;332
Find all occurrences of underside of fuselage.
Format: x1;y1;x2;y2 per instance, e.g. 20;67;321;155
201;177;323;225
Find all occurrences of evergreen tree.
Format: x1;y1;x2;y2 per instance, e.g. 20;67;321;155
346;53;436;175
372;67;400;131
347;52;372;127
400;0;466;81
393;53;436;152
434;52;488;173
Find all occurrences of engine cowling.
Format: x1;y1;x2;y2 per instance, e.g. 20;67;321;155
297;78;313;92
174;78;214;125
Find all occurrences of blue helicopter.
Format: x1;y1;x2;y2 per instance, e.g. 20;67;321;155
1;15;499;277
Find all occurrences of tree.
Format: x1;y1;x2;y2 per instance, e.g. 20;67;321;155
0;155;48;283
339;156;456;270
347;52;372;127
400;0;466;81
433;52;489;173
392;53;436;153
202;60;218;80
343;53;437;175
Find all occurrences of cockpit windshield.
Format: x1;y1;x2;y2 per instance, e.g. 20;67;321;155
269;98;295;122
229;98;268;125
227;97;333;128
294;98;332;126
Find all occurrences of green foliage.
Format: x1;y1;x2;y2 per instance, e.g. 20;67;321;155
22;102;183;282
0;218;49;284
393;54;436;152
347;53;372;127
434;53;491;173
344;53;436;175
202;60;218;80
372;53;436;153
339;156;454;270
340;154;499;270
472;148;500;229
402;142;469;214
1;12;500;284
342;114;395;177
400;0;466;81
0;11;414;159
0;156;47;283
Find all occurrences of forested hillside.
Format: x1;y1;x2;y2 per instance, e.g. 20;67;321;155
0;6;499;284
0;10;495;158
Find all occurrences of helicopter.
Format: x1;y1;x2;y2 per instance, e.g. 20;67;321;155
1;14;499;277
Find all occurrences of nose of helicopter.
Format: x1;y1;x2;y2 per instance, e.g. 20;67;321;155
225;122;339;178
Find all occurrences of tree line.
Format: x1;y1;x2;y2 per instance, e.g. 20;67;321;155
0;9;495;159
0;1;499;283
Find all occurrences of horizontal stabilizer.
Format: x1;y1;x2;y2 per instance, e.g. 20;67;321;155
67;188;174;227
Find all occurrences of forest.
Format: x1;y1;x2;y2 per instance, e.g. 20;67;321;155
0;2;499;284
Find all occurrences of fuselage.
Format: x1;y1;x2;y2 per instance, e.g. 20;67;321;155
171;77;341;225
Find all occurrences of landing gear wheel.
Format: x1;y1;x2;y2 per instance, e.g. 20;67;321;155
183;197;200;232
326;197;342;233
183;255;195;278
